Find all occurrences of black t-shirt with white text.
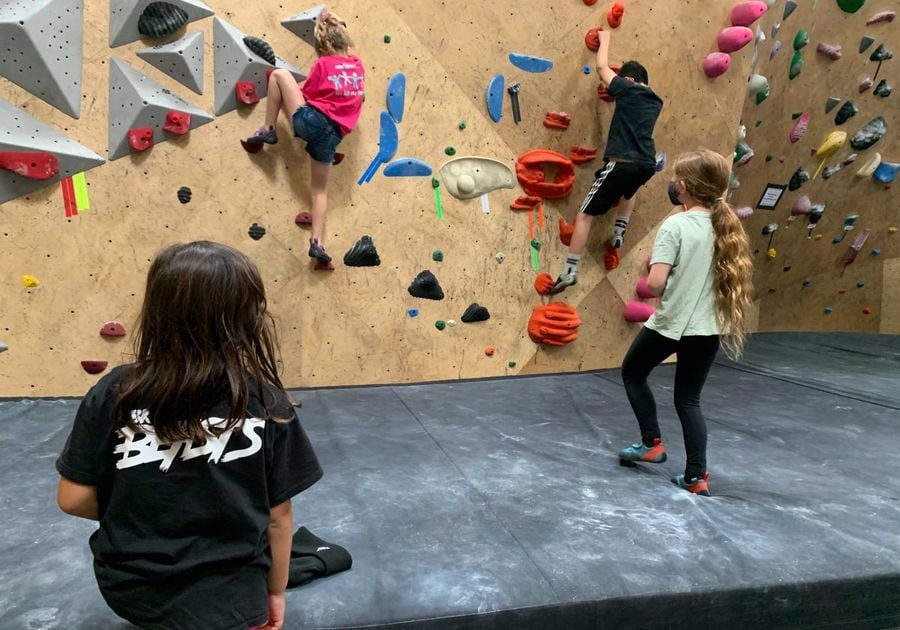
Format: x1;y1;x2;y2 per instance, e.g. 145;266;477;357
604;75;664;167
56;365;323;630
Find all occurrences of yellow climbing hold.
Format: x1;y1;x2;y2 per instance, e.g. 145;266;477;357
814;234;824;240
766;248;777;259
889;227;898;234
22;275;40;288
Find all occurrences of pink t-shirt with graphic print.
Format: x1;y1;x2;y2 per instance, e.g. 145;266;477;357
301;54;365;136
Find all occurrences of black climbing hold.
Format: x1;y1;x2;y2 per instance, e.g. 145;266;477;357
874;80;892;97
248;223;266;240
870;44;893;62
343;235;381;267
850;116;887;151
859;36;876;54
834;101;858;125
822;164;842;179
825;96;841;113
408;271;444;300
461;303;490;323
783;0;797;20
244;36;277;65
138;2;189;39
177;185;192;204
788;167;810;191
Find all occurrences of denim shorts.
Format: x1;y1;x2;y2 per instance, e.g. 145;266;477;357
292;105;343;164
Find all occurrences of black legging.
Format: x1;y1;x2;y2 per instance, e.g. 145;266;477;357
621;327;719;479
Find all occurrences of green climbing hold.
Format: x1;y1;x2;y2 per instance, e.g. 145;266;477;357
432;249;443;262
508;360;517;368
837;0;865;13
431;177;440;189
458;119;466;130
383;34;391;43
435;320;446;331
793;29;809;51
444;146;456;156
530;239;541;251
789;50;803;80
755;83;770;104
755;120;763;127
792;112;802;119
766;153;774;162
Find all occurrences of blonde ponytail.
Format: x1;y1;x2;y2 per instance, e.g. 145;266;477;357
314;11;353;56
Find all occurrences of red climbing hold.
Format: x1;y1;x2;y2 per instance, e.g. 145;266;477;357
99;321;127;338
570;146;598;165
332;152;345;165
81;360;108;375
516;150;575;199
314;261;335;271
294;211;312;225
597;64;622;102
484;346;495;357
583;0;598;5
603;243;620;271
163;111;191;135
127;127;154;152
240;139;264;153
584;27;603;52
558;217;575;246
510;195;542;211
863;306;873;315
235;81;260;105
543;112;572;130
607;2;625;28
0;151;59;180
528;302;581;347
534;272;555;295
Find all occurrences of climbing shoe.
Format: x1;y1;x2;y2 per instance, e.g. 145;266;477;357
671;471;710;497
618;438;667;464
246;126;278;145
308;239;332;264
549;274;577;295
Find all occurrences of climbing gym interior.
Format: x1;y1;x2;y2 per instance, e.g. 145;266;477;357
1;0;898;628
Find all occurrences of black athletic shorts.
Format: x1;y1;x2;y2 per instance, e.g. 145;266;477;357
578;160;656;216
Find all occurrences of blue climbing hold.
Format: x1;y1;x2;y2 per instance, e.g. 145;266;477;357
802;279;812;287
508;53;554;73
655;152;667;172
386;73;406;123
824;307;833;314
407;307;419;318
872;248;881;256
582;65;592;74
383;158;433;177
873;162;897;184
486;74;505;123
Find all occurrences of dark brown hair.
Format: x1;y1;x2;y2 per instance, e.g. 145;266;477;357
114;241;288;443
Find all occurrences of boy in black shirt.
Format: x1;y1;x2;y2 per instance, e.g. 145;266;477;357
552;29;663;293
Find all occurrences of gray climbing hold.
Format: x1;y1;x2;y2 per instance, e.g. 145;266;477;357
783;1;797;20
408;271;444;300
108;58;214;160
281;4;326;48
343;235;381;267
0;341;7;353
0;0;86;118
0;98;105;204
835;101;858;125
859;36;876;53
870;43;893;61
822;164;843;179
461;303;491;323
243;36;277;65
110;0;212;47
849;116;887;151
789;167;810;191
874;79;892;97
137;31;205;95
825;96;841;113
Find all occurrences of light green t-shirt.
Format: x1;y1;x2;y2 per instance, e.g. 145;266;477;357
644;210;719;340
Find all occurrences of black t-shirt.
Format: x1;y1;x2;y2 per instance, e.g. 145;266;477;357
56;365;323;630
604;75;663;167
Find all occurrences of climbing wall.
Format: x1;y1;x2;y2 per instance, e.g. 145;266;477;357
730;0;898;333
0;0;753;396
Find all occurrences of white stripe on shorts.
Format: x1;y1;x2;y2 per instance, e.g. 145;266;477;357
578;161;616;214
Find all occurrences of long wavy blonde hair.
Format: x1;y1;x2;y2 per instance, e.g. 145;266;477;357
314;10;353;56
674;150;754;359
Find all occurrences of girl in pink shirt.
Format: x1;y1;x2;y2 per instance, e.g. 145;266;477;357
246;11;365;265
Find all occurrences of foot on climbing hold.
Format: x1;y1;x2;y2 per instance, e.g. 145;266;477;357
246;126;277;146
308;238;332;264
534;272;555;296
604;243;620;271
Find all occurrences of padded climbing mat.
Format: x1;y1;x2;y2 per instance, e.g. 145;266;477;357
2;332;899;628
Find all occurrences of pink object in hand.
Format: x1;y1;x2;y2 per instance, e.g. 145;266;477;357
717;27;754;53
635;276;656;299
789;112;810;143
624;300;655;323
703;52;731;78
730;1;768;27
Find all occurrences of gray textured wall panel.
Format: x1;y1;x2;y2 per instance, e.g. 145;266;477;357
281;4;326;48
136;31;205;94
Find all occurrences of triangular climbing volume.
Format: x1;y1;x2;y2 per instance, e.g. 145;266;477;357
107;58;214;160
109;0;214;47
0;98;105;204
137;31;205;95
0;0;85;118
281;5;326;47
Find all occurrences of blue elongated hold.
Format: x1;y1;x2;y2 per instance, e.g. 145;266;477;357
508;53;554;73
486;74;504;123
357;112;399;185
383;158;433;177
873;162;898;184
386;73;406;123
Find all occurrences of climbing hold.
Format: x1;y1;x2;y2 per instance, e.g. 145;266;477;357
596;63;622;102
508;360;517;368
791;195;812;217
585;27;602;52
655;152;667;172
635;276;655;300
874;80;892;97
782;0;797;20
789;50;803;79
383;34;391;43
866;11;895;25
407;308;419;318
789;167;810;191
22;275;40;288
703;52;731;78
793;29;809;51
856;152;881;177
825;96;841;113
234;81;260;105
771;22;782;37
515;150;575;199
508;53;554;73
604;243;620;271
495;252;506;263
765;154;774;162
243;36;276;65
333;153;345;166
731;1;769;27
458;119;466;130
873;162;898;184
624;300;655;323
823;164;843;179
789;113;810;143
870;44;893;62
812;131;847;178
248;223;266;240
534;272;555;295
558;217;575;246
528;302;581;347
432;250;444;262
748;74;768;96
607;2;625;28
863;307;873;315
857;282;865;288
435;320;446;331
386;73;406;123
766;248;777;260
755;83;770;104
859;36;876;54
530;239;541;252
486;74;504;123
240;139;263;154
408;271;444;300
816;42;842;60
850;116;886;150
383;158;432;177
871;248;881;255
769;40;782;61
824;307;833;314
0;341;6;353
343;235;381;267
484;346;495;357
736;206;754;219
718;27;755;53
444;147;456;156
734;142;755;166
570;146;598;165
583;65;592;75
138;2;189;39
462;303;491;323
835;101;858;125
837;0;865;12
779;155;786;163
802;279;812;287
0;151;59;180
791;112;803;120
543;112;572;130
128;127;154;152
100;322;126;338
294;212;312;226
859;77;874;93
81;360;108;375
447;320;457;327
162;111;191;135
440;156;515;200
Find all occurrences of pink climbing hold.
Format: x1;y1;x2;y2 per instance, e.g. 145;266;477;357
127;127;154;152
635;276;656;299
703;52;731;78
99;321;127;338
717;26;754;53
789;113;810;143
816;43;843;60
0;151;59;180
730;1;768;27
866;11;895;25
859;77;873;93
624;300;655;323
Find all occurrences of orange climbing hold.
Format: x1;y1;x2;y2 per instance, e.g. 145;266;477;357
534;272;555;295
543;112;572;130
584;27;603;52
558;217;575;246
510;195;542;211
528;302;582;347
603;243;620;270
516;150;575;199
570;146;598;165
0;151;59;180
235;81;260;105
597;64;622;102
607;2;625;28
484;346;496;357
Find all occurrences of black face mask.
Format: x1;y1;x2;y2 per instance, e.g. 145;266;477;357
667;181;682;206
